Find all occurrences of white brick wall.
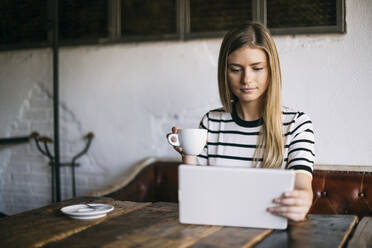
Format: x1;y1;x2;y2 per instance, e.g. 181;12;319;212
0;83;108;215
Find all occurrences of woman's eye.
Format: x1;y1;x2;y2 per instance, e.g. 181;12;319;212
230;68;241;72
253;67;264;71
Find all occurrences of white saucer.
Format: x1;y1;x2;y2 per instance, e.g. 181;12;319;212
61;204;114;220
68;213;107;220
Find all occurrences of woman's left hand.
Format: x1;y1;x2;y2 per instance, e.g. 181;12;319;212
268;189;313;221
268;172;313;222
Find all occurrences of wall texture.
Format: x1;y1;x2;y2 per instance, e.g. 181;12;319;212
0;0;371;214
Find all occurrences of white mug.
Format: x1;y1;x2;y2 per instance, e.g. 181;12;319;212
167;129;207;155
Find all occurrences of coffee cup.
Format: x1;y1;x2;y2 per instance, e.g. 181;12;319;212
167;128;207;155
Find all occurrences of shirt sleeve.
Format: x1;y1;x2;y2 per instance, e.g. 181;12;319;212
286;112;315;174
197;113;208;166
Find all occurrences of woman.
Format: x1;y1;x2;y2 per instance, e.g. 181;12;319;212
168;22;314;222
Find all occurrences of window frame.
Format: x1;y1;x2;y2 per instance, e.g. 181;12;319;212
0;0;346;51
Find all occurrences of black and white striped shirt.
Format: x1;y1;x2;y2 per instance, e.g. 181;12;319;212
197;105;315;175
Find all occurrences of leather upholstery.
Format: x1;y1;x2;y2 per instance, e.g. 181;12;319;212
310;170;372;218
106;161;372;218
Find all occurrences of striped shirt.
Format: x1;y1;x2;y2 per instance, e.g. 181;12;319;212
197;105;315;174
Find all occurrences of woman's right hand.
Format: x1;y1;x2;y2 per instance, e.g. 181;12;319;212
167;126;184;156
166;126;197;165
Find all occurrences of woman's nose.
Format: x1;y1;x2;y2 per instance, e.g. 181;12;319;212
242;69;254;84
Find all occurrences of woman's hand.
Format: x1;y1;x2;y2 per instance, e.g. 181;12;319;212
166;126;197;165
167;126;183;155
268;172;313;222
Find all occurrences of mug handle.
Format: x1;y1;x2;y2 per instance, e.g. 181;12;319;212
167;133;180;146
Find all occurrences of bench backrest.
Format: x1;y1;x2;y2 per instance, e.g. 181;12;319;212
106;161;372;218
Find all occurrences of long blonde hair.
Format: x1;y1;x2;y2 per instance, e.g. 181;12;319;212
217;22;283;168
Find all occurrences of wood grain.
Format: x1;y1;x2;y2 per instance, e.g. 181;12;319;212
189;227;272;248
254;214;358;248
43;202;223;248
347;217;372;248
0;197;150;248
0;199;361;248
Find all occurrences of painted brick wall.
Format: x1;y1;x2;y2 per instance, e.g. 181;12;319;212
0;83;108;215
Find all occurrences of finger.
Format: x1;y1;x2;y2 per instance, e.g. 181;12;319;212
280;212;306;222
279;191;312;206
172;126;182;133
283;190;311;199
175;146;183;154
273;197;306;207
282;190;299;198
268;205;308;215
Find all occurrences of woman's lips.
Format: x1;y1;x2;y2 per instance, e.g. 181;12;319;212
240;88;256;93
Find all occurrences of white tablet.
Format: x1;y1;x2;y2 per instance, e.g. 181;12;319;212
178;164;295;229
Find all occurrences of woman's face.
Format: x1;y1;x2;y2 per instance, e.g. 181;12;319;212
227;46;269;106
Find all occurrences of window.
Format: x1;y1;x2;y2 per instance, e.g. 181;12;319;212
0;0;345;50
267;0;345;35
121;0;177;38
186;0;252;38
184;0;345;37
0;0;48;48
59;0;108;41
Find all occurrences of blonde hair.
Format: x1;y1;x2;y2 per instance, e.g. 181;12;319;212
217;22;283;168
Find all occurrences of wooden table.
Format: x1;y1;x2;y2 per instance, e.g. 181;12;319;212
0;197;361;248
347;216;372;248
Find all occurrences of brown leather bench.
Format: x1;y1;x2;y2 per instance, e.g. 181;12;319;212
102;160;372;218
